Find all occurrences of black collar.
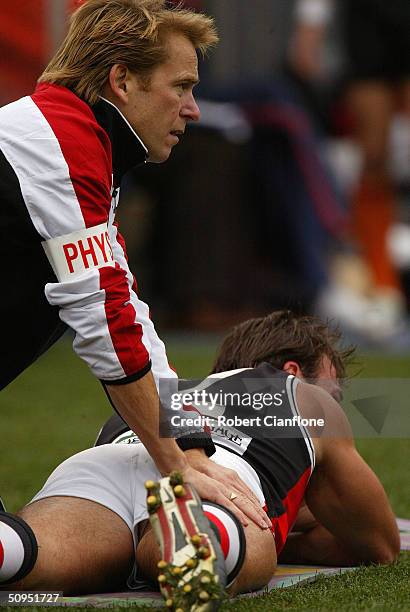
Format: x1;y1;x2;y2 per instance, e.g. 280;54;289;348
92;97;148;187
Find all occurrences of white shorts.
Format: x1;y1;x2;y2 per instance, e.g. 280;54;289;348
30;443;265;544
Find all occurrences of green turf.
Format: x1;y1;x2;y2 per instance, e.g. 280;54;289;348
224;553;410;611
0;336;409;611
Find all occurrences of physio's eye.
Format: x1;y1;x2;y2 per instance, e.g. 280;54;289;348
177;83;191;92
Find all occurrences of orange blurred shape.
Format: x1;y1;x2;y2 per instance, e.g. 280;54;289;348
0;1;47;103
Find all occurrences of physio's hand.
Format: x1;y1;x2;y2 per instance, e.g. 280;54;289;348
182;450;271;529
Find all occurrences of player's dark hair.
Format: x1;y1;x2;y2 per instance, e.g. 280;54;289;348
211;310;355;381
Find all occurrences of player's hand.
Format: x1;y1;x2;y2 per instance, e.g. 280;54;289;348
182;450;271;529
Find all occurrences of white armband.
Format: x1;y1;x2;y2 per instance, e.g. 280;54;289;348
42;223;115;282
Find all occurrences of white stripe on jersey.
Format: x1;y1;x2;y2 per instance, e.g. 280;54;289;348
0;96;127;380
286;375;316;470
0;93;175;384
0;96;85;239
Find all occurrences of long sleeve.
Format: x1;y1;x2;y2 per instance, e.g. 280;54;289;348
0;84;173;385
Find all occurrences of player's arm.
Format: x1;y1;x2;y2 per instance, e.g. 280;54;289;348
281;384;400;566
291;500;318;533
106;372;188;473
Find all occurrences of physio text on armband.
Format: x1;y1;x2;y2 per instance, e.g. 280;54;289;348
42;223;115;281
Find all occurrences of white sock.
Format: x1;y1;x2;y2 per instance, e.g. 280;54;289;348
203;502;246;587
0;522;25;582
0;514;37;584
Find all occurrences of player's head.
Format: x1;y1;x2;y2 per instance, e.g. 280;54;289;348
39;0;218;162
212;310;355;401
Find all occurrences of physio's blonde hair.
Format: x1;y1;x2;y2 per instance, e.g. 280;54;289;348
39;0;218;105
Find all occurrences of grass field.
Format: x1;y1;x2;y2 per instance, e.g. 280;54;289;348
0;334;409;611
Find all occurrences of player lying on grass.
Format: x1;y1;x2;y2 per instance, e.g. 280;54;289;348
0;311;400;611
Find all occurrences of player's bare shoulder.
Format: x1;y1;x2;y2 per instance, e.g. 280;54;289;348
295;380;353;463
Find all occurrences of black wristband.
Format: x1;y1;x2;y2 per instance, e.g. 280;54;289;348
177;434;216;457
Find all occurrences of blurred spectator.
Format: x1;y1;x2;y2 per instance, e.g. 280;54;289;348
290;0;410;342
8;1;404;341
0;1;72;105
157;0;348;324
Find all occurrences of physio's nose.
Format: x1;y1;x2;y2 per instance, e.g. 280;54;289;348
181;92;201;122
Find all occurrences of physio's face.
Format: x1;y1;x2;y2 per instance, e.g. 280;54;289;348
124;32;200;162
312;356;342;403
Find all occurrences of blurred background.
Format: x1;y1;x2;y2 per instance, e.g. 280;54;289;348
1;0;410;348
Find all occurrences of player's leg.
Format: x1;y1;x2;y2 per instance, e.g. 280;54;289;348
203;502;276;596
4;497;134;594
141;473;228;609
135;448;277;604
136;512;276;597
205;446;276;593
0;512;38;586
346;81;393;174
136;488;277;595
2;444;153;594
346;81;401;293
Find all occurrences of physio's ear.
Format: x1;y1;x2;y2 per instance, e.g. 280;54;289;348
106;64;129;103
282;361;304;378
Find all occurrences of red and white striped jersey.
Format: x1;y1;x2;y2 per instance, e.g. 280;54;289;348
0;83;175;388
